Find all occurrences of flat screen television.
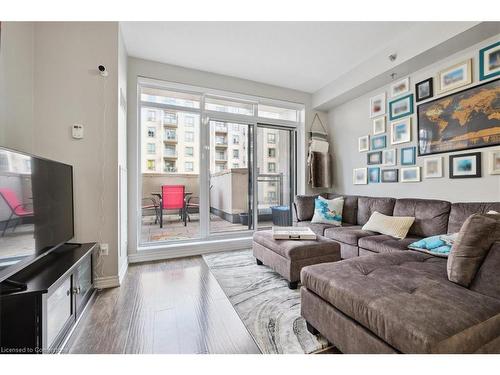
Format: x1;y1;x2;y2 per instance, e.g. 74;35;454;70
0;147;74;284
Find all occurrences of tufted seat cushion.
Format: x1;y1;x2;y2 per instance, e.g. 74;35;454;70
301;252;500;353
324;225;377;245
358;235;422;253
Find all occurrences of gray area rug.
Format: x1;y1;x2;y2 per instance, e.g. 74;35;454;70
203;249;330;354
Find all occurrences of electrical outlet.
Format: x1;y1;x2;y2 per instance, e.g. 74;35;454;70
100;243;109;256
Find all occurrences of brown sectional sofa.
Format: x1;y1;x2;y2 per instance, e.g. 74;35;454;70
294;194;500;353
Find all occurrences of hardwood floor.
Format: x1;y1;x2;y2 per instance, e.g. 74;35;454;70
64;256;261;354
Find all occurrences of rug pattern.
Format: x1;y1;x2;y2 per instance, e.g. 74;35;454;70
203;249;329;354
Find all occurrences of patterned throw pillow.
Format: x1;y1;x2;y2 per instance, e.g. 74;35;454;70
408;233;458;258
311;196;343;226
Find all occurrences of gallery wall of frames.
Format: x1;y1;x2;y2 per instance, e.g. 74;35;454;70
352;39;500;188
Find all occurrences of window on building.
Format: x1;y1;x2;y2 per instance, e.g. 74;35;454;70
165;145;176;156
163;112;177;125
185;131;194;142
216;150;226;160
165;129;176;140
147;160;156;171
147;143;156;154
267;133;276;144
185;161;194;172
216;135;226;145
148;110;157;121
268;148;276;158
232;163;239;168
165;160;176;172
233;149;239;159
268;162;276;172
215;163;226;172
185;146;194;156
267;191;277;202
232;135;240;145
147;127;156;138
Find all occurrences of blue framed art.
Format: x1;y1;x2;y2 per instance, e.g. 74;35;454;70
479;41;500;81
368;167;380;183
401;146;416;165
371;135;387;150
389;94;414;120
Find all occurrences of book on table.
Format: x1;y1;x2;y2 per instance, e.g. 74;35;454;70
272;226;317;240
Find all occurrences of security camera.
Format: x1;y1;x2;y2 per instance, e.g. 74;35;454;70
98;65;108;77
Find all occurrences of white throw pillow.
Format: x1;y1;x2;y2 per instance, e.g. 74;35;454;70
362;211;415;239
311;196;344;226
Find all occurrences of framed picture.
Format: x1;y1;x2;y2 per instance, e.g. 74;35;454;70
353;168;368;185
382;149;396;166
381;169;398;183
389;94;414;120
369;93;386;118
390;117;411;145
415;78;433;102
371;135;387;150
358;135;369;152
401;146;416;165
488;149;500;174
417;78;500;156
400;167;421;182
390;77;410;97
373;116;386;135
367;151;382;165
449;152;482;179
368;167;380;183
479;41;500;81
437;59;472;94
423;157;443;178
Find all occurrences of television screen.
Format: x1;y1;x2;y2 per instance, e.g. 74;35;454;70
0;147;74;283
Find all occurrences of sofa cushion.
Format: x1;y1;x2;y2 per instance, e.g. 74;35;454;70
252;230;339;261
447;213;500;287
324;225;377;245
470;242;500;300
358;235;422;253
357;196;396;226
296;221;335;236
448;202;500;233
362;211;415;239
293;194;327;221
311;196;344;225
301;252;500;353
327;194;359;225
393;198;451;237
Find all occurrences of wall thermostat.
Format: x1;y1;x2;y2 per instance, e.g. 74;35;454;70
72;124;84;139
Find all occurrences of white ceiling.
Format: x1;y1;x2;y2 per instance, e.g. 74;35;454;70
120;22;420;93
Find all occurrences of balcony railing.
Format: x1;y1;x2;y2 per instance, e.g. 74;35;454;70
164;167;178;173
162;120;178;127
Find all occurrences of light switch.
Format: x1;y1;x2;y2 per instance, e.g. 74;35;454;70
72;124;84;139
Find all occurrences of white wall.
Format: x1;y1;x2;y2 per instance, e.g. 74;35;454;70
327;34;500;202
0;22;35;151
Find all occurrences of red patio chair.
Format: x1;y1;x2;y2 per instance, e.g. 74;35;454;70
161;185;186;226
0;188;34;237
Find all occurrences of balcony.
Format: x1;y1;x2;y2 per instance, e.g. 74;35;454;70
214;125;228;133
163;153;178;159
215;138;228;147
162;120;177;128
163;135;177;143
163;167;178;173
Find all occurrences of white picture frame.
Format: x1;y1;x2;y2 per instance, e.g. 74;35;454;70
369;93;386;118
437;59;472;94
390;77;410;97
390;117;411;145
401;167;421;183
373;116;386;135
358;135;369;152
353;168;368;185
489;149;500;175
423;157;443;178
382;149;397;166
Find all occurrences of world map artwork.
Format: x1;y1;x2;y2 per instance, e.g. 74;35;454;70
417;78;500;155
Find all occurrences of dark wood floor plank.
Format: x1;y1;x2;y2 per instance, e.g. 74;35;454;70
64;255;261;354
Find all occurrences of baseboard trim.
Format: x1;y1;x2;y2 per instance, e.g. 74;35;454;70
94;275;120;289
129;237;252;263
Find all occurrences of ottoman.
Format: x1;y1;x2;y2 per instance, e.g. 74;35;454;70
252;230;341;289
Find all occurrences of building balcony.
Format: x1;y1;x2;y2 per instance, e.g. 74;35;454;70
214;126;228;133
163;121;178;128
163;167;178;173
163;153;178;159
163;137;178;143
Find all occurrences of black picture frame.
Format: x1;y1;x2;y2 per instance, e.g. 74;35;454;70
367;151;382;165
417;77;500;156
381;169;399;182
449;152;482;179
415;77;433;102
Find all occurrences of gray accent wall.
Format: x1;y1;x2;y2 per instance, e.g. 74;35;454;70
327;34;500;202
